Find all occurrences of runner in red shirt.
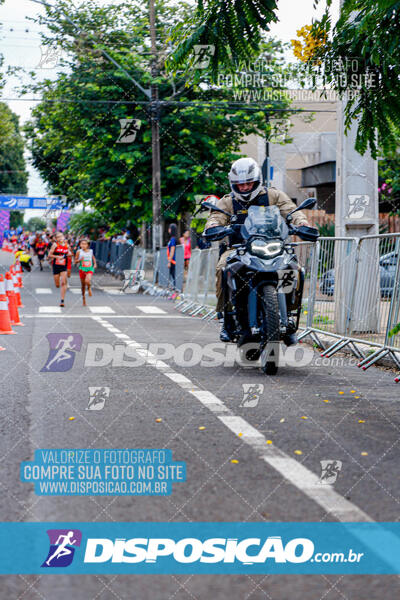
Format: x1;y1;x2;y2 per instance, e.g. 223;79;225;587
33;234;47;271
47;232;73;307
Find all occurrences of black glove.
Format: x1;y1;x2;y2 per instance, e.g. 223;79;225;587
203;226;233;241
294;225;319;242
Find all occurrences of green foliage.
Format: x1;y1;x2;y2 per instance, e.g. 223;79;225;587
307;0;400;158
0;103;28;194
68;211;107;237
169;0;279;78
9;211;24;229
24;0;291;230
378;150;400;213
388;322;400;338
316;222;335;237
25;216;47;231
313;314;334;326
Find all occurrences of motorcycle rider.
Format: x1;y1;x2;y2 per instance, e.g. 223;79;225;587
204;157;310;342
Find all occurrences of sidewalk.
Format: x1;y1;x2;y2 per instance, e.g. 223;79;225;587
92;267;124;289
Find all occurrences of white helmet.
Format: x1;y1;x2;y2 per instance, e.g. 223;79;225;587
229;157;263;203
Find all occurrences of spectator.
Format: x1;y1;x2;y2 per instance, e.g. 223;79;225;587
167;223;177;288
182;229;191;272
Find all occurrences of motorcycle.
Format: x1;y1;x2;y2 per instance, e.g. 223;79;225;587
203;197;319;375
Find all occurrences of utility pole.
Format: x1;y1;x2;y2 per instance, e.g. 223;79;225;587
262;113;270;187
149;0;162;252
334;0;379;334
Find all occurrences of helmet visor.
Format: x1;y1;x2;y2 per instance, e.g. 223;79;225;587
232;180;257;195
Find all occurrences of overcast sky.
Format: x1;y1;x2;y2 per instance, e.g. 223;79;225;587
0;0;341;200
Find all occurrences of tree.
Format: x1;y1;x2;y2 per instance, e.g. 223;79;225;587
291;0;400;157
0;103;28;194
25;0;291;231
169;0;279;77
26;216;47;231
170;0;400;157
378;151;400;214
68;211;108;237
9;211;24;229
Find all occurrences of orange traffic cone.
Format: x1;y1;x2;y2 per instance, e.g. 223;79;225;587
10;266;23;308
0;274;15;337
5;271;24;326
14;261;23;288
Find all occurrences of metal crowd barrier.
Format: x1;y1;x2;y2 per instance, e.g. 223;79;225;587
299;233;400;379
142;245;185;296
94;241;144;277
95;240;111;268
175;247;219;320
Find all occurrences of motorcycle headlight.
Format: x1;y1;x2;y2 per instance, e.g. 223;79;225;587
250;239;283;259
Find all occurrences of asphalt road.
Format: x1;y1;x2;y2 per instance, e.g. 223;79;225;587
0;263;399;599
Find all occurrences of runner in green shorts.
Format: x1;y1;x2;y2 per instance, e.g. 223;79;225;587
75;238;97;306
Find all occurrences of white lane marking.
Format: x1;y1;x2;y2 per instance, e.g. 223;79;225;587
137;306;166;314
89;306;115;314
68;288;82;295
190;390;226;407
93;318;372;522
100;287;123;295
115;333;130;339
146;359;170;370
35;288;52;294
164;372;192;384
38;306;62;313
23;315;190;319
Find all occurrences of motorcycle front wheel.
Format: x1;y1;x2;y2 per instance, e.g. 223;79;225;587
260;284;280;375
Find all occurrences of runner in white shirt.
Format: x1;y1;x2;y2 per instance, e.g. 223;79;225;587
75;238;96;306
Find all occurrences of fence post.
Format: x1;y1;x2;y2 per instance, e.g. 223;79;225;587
202;249;211;306
152;251;160;285
345;238;360;337
384;237;400;347
306;240;319;329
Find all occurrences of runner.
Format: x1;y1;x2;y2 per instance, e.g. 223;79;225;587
75;238;96;306
15;246;33;272
33;233;47;271
47;231;72;307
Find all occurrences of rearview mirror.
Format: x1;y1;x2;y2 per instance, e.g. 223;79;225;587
201;201;232;217
286;197;317;222
296;197;317;212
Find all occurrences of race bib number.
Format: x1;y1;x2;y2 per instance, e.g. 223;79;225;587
82;259;92;268
55;257;66;266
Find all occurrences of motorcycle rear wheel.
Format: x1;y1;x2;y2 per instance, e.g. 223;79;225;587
260;284;280;375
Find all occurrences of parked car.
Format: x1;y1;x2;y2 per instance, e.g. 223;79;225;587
380;251;398;279
320;254;397;297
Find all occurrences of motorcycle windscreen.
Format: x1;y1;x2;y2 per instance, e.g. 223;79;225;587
241;205;289;240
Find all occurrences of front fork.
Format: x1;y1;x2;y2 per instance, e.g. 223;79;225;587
277;292;288;333
249;280;297;338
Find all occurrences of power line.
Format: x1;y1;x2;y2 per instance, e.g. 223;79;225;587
0;98;336;112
